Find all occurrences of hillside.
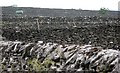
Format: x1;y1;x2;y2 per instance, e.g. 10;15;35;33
1;6;118;18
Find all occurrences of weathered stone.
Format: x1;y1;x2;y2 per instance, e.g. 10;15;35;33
0;41;119;72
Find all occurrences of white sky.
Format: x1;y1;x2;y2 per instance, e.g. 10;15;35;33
0;0;120;11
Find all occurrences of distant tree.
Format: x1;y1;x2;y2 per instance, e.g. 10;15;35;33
99;7;109;15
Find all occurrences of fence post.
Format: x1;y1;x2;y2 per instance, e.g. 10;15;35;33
36;18;40;30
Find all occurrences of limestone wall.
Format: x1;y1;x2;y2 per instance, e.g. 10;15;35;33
0;41;119;72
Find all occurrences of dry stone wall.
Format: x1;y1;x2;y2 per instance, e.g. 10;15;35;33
0;41;119;72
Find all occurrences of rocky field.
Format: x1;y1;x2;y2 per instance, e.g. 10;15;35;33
2;16;120;46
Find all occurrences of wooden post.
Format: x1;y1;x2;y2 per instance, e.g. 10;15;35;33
36;19;40;30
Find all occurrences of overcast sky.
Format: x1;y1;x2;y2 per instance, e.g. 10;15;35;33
0;0;119;11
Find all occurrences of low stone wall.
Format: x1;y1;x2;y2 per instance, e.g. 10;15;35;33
0;41;119;72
